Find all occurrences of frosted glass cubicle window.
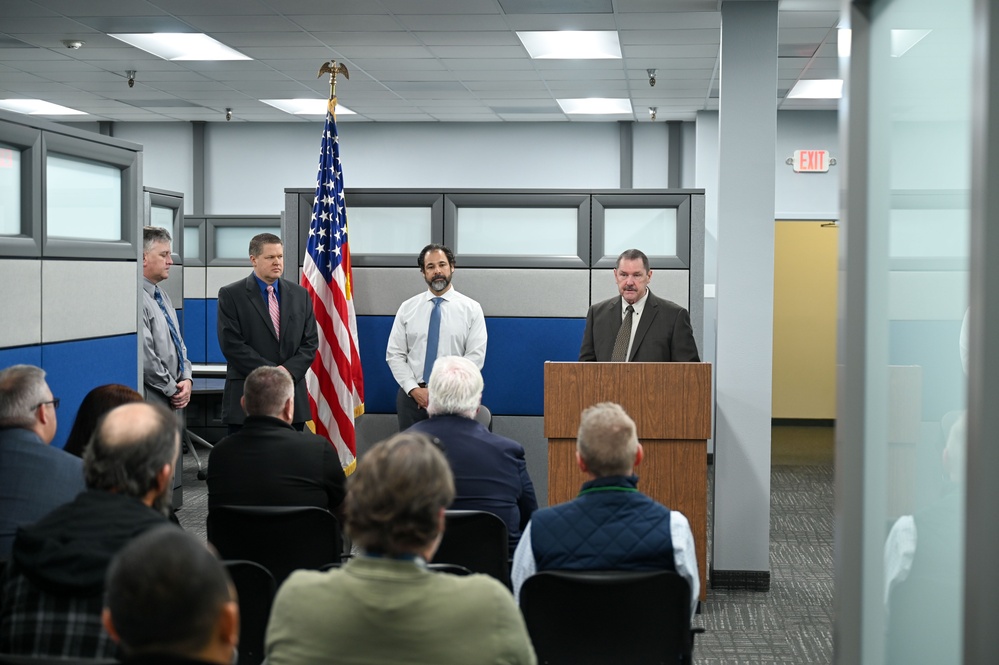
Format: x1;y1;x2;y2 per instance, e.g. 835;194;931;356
184;227;200;261
46;153;122;240
215;226;280;259
603;208;677;258
889;208;968;259
455;208;577;255
0;143;20;236
150;205;174;233
347;207;431;255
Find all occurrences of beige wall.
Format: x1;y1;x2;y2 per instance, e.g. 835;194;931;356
772;221;838;419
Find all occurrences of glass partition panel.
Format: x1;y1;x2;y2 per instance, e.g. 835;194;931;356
215;226;280;260
604;207;678;258
0;142;20;236
455;207;577;255
46;153;122;240
150;205;174;234
347;207;431;255
184;226;200;261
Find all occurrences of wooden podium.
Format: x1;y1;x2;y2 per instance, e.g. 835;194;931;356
543;362;712;601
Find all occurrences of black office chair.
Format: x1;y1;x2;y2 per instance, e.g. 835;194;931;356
519;570;702;665
427;562;473;576
223;560;276;665
0;658;118;665
207;506;342;587
432;510;510;588
473;404;493;431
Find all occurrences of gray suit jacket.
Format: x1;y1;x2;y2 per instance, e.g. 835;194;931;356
217;275;319;425
579;290;700;362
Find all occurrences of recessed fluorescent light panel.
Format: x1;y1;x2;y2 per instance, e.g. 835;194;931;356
890;29;931;57
786;79;843;99
109;33;250;61
261;99;356;116
517;31;622;59
557;98;633;114
0;99;86;115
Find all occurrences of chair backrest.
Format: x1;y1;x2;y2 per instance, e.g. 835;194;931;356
207;505;342;586
223;560;276;665
426;562;473;576
432;510;510;587
473;404;493;431
519;570;695;665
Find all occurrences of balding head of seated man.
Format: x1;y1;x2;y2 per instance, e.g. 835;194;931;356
0;364;85;559
103;526;239;665
206;365;346;513
407;355;538;555
264;432;537;665
0;401;180;660
510;402;701;619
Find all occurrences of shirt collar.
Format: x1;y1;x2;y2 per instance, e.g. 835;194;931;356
621;288;650;317
254;274;279;298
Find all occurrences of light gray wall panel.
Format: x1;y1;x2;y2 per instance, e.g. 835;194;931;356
492;415;548;508
591;268;690;309
889;271;969;320
42;261;136;343
206;267;253;298
460;269;589;318
0;259;41;348
775;111;839;219
633;123;670;189
353;267;429;317
114;123;195;216
184;267;206;299
158;271;183;304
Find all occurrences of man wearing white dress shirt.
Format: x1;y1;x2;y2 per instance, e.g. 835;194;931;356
386;244;487;430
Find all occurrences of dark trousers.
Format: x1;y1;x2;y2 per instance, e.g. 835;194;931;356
396;387;429;431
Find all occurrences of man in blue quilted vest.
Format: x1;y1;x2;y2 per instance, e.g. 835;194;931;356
511;401;699;618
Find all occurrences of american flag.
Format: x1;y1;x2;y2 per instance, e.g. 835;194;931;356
302;106;364;474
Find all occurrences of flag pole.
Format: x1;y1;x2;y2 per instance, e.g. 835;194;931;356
317;60;350;114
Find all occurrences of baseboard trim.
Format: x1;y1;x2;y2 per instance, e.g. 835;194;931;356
771;418;834;428
710;568;771;591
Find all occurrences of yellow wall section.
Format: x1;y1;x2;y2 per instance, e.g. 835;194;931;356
772;221;838;419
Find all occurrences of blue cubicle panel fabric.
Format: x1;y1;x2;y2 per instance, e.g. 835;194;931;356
206;299;225;363
0;346;43;371
41;334;138;450
355;315;585;417
183;298;208;364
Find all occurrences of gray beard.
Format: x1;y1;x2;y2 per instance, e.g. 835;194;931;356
431;276;449;292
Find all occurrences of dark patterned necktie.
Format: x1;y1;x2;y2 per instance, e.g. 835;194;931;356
611;305;635;362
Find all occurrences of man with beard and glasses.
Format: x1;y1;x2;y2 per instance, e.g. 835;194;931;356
387;244;487;430
0;402;180;660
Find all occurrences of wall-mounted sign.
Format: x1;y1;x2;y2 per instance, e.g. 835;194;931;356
790;149;833;173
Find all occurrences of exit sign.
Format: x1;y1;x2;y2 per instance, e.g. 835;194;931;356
792;149;830;173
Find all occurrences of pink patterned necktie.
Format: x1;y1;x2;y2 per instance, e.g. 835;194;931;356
267;285;280;339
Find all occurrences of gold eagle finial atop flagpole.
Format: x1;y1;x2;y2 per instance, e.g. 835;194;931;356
318;60;350;114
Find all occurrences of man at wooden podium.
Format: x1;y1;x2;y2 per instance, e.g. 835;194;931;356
579;249;699;362
511;402;699;619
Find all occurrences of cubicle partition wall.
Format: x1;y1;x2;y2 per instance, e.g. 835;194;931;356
284;188;705;503
0;110;143;451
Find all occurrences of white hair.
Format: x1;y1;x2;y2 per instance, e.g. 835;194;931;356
426;356;483;419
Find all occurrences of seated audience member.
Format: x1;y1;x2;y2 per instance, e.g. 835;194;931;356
103;526;240;665
407;355;537;553
206;366;346;513
63;383;144;457
0;402;180;659
0;364;84;560
511;402;699;619
265;432;537;665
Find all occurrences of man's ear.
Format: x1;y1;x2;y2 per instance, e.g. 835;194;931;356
576;450;589;474
239;396;247;415
102;608;122;645
218;599;240;650
156;463;173;494
634;442;644;468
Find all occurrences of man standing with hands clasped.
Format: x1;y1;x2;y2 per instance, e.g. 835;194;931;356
217;233;319;434
387;244;487;431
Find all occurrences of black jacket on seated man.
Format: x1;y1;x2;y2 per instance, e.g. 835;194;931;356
206;415;346;512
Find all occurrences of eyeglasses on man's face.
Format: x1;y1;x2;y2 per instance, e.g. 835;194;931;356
34;398;60;411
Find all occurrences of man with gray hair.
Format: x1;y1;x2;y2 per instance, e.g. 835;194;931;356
407;355;537;554
0;401;180;659
511;402;699;619
0;364;84;559
206;365;346;512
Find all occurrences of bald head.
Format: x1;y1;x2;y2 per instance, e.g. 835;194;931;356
84;402;179;515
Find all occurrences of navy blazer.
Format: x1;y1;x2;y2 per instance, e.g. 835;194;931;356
217;275;319;425
579;289;700;362
408;414;538;554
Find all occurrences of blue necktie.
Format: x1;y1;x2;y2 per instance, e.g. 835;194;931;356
423;297;444;383
154;287;185;376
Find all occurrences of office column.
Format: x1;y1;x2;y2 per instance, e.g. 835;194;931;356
712;0;777;589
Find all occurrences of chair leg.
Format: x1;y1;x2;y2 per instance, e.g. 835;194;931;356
187;430;214;481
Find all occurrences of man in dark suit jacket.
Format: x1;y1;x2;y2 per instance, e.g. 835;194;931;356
217;233;319;432
579;248;700;362
206;366;346;513
407;355;537;554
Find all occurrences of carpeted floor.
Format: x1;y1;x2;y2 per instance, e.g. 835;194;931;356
178;425;835;664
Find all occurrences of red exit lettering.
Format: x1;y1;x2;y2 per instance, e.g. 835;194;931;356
793;149;829;173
